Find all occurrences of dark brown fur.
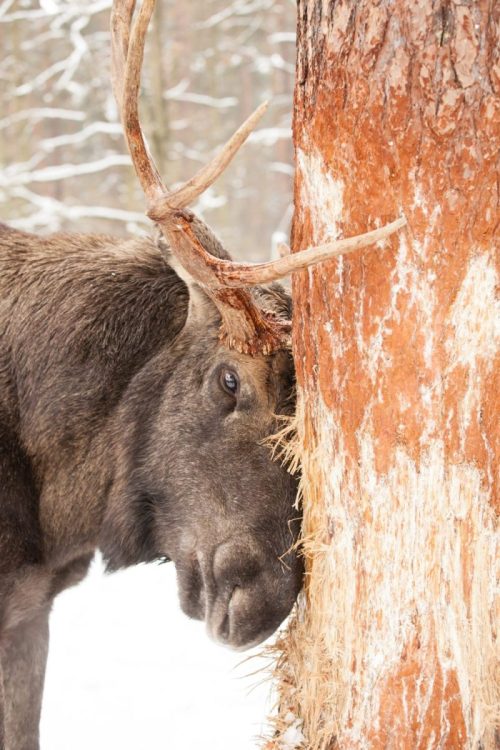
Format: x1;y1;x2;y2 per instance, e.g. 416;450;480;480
0;222;301;750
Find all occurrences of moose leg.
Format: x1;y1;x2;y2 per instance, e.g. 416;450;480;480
0;657;5;749
0;610;49;750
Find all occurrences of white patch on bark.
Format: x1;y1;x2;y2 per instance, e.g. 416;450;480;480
296;147;347;317
386;46;410;96
445;252;499;452
355;233;439;388
446;253;499;368
295;393;499;748
296;148;345;245
452;6;479;89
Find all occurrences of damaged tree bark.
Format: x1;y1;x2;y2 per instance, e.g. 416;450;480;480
272;2;499;748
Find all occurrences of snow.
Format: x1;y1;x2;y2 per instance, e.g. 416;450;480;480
279;713;305;750
41;555;274;750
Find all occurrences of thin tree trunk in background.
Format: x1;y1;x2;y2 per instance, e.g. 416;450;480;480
273;2;499;748
149;0;170;177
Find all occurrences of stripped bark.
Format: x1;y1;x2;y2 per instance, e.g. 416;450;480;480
271;2;499;748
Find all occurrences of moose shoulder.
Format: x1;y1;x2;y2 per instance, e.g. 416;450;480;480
0;221;302;749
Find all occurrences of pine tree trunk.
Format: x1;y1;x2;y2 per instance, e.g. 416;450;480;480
273;2;499;748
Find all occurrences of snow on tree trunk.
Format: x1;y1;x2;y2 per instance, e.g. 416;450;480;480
270;2;499;749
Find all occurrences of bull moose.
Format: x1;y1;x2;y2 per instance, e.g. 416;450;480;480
0;1;405;748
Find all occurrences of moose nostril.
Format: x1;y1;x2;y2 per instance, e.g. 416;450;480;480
216;584;240;643
219;612;230;642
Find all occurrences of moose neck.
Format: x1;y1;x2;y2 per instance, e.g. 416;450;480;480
0;224;190;565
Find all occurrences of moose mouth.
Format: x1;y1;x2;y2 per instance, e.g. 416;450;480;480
174;542;302;650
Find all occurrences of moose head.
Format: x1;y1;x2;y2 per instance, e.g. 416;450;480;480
98;251;302;649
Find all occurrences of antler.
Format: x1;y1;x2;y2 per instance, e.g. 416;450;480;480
111;0;406;354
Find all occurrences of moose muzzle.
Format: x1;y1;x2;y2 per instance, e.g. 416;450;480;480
177;537;302;650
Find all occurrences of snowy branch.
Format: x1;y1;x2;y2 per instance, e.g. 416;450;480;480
164;79;238;109
197;0;275;29
0;1;111;24
0;108;86;130
1;156;132;187
8;187;148;230
248;127;292;145
39;122;123;152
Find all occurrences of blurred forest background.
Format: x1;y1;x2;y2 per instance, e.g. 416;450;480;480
0;0;295;261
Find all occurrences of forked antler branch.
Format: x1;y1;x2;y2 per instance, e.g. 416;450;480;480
111;0;165;200
166;213;406;288
111;0;406;354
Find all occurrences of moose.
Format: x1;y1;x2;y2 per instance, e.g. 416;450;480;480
0;1;405;748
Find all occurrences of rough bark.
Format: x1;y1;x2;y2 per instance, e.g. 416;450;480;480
271;2;499;748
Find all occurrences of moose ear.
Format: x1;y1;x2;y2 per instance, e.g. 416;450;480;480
155;226;221;328
253;281;292;320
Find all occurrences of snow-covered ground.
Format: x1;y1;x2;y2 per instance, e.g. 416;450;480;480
41;555;275;749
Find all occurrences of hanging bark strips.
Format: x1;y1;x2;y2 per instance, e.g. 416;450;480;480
271;2;499;749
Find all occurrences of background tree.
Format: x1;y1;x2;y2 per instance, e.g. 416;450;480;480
270;1;499;748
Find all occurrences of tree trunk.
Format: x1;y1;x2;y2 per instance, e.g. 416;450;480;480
271;2;499;748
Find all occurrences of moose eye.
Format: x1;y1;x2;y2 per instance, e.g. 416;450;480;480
220;368;239;396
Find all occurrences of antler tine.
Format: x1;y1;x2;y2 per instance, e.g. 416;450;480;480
112;0;166;201
219;216;407;285
147;101;269;218
170;214;406;288
113;0;269;212
167;213;406;353
110;0;135;108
